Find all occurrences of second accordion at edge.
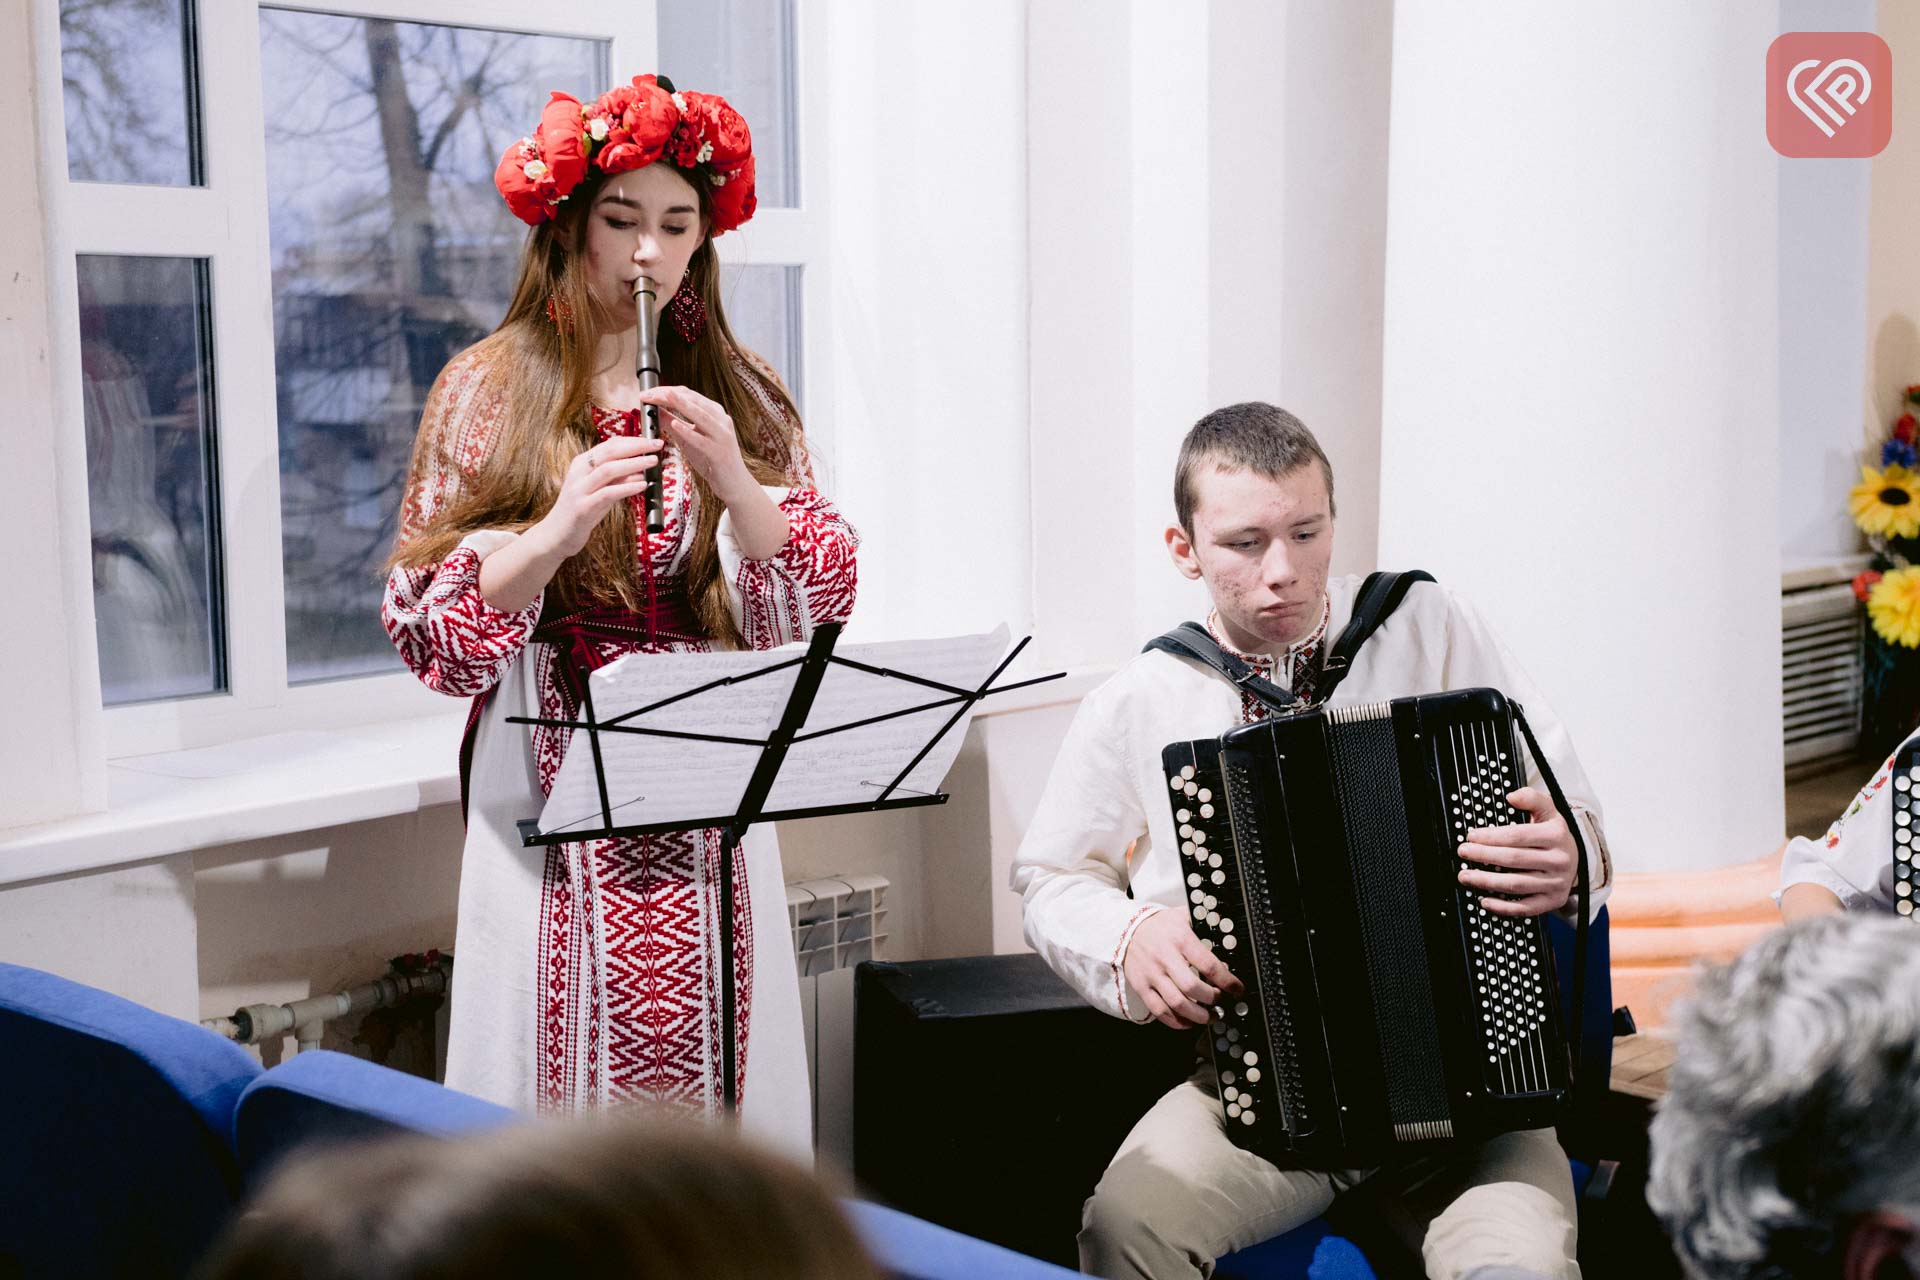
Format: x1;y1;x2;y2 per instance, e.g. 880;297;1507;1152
1160;687;1571;1170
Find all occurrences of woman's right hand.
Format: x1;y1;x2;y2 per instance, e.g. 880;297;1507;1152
535;435;664;557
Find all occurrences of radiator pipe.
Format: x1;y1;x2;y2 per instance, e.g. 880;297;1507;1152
205;954;452;1051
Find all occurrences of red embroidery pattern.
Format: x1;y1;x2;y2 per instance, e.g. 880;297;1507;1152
383;347;855;1114
536;846;577;1113
382;548;540;697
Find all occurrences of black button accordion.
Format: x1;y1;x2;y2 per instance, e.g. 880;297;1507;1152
1160;687;1571;1169
1896;739;1920;917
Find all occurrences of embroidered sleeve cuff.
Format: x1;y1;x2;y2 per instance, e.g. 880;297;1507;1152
1112;903;1167;1024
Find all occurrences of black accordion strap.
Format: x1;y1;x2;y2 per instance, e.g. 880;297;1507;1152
1318;570;1436;701
1510;705;1592;1106
1142;622;1297;714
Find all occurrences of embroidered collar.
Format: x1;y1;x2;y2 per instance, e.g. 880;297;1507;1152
1205;597;1330;674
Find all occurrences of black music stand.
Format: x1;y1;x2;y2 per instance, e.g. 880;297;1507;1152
509;621;1060;1112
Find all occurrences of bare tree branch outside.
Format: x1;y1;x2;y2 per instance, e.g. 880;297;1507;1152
258;10;604;682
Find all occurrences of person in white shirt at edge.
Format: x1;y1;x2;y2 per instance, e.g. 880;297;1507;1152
1777;728;1920;922
1010;404;1614;1280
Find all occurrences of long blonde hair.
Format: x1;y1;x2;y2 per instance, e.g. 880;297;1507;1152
391;166;800;649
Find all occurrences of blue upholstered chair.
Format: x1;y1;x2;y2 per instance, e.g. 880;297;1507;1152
232;1048;513;1179
0;963;263;1278
847;1201;1087;1280
1214;907;1615;1279
237;1051;1076;1280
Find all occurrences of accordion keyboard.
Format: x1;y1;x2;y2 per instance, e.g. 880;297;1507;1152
1439;720;1555;1097
1164;748;1309;1141
1896;742;1920;918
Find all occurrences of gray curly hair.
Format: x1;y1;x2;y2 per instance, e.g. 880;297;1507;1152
1647;915;1920;1279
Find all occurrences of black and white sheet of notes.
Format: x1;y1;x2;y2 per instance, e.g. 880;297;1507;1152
534;625;1013;838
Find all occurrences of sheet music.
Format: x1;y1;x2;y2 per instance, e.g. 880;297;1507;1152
535;625;1012;837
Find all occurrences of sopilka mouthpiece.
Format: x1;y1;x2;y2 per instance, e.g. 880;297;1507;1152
632;276;665;535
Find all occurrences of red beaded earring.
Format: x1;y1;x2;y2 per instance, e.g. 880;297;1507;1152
668;275;707;343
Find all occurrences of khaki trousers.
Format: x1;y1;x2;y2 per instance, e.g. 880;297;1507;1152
1079;1071;1580;1280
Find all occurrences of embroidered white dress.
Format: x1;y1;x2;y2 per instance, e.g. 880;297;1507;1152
382;343;857;1157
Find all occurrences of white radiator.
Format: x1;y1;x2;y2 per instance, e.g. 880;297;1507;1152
786;875;888;1167
1783;570;1865;766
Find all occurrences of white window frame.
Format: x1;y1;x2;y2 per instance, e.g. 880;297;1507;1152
33;0;829;760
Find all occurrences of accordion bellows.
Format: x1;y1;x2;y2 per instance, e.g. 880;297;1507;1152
1161;687;1570;1170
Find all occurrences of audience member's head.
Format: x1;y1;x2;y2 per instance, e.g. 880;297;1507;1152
1648;915;1920;1280
197;1112;881;1280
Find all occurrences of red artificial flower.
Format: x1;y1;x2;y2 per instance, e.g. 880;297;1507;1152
708;154;756;234
495;139;553;225
1898;412;1916;444
621;76;680;152
682;91;752;167
595;141;646;173
1855;569;1885;602
535;91;589;193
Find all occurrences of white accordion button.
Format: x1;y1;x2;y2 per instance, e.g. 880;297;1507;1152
1193;905;1208;920
1226;1103;1242;1119
1185;783;1199;797
1242;1051;1258;1066
1190;889;1205;904
1245;1067;1261;1083
1192;829;1207;846
1222;935;1238;950
1219;918;1234;933
1188;873;1202;888
1170;775;1185;791
1224;1086;1239;1103
1200;804;1215;819
1177;808;1192;823
1209;854;1224;869
1212;870;1226;886
1241;1111;1256;1126
1204;894;1218;910
1221;1070;1236;1085
1179;824;1193;840
1181;765;1196;781
1234;1002;1249;1018
1902;900;1915;916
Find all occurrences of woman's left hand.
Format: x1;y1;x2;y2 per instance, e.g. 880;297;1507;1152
1456;786;1578;917
636;384;757;504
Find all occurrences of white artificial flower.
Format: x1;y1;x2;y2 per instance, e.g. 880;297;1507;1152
589;116;609;141
697;141;714;164
523;159;549;181
671;91;688;112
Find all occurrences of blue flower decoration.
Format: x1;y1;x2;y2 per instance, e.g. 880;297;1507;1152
1885;439;1918;469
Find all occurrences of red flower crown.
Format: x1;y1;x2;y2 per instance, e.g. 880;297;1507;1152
493;73;756;233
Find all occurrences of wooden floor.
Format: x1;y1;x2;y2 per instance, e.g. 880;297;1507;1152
1608;1032;1674;1101
1785;756;1872;841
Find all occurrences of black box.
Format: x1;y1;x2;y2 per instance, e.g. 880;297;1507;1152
854;953;1196;1266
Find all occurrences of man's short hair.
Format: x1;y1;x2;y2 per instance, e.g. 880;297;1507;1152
1647;915;1920;1279
1173;403;1336;532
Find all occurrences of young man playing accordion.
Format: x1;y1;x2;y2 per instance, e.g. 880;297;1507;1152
1011;404;1612;1280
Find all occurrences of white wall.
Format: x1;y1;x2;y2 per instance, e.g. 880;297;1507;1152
1866;0;1920;486
819;1;1033;653
1778;0;1874;567
1378;4;1784;874
1208;0;1394;580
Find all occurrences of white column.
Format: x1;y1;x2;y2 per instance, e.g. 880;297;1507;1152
1377;5;1783;873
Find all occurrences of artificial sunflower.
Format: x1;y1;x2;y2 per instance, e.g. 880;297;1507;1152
1868;566;1920;648
1850;464;1920;539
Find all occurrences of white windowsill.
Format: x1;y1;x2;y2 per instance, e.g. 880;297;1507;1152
0;664;1112;889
